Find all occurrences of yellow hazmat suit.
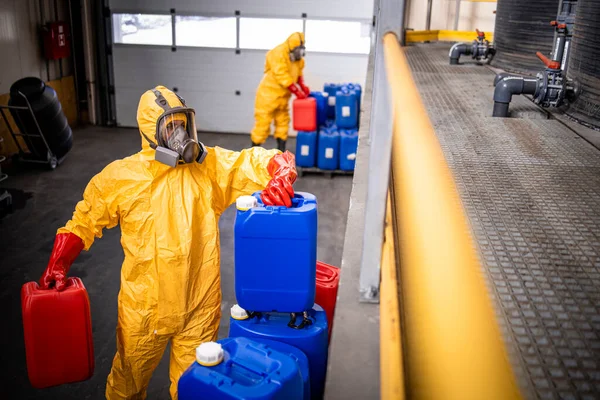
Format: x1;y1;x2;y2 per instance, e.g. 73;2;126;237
57;86;279;399
250;32;306;144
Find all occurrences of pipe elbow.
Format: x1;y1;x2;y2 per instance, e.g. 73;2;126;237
494;73;516;87
493;76;525;104
449;43;469;64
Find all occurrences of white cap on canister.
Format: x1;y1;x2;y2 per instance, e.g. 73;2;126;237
230;304;249;320
196;342;224;366
236;195;258;211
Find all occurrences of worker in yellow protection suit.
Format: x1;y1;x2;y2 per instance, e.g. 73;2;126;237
38;86;298;399
251;32;310;152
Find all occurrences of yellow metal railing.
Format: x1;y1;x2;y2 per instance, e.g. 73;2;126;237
380;32;522;399
406;30;494;44
380;195;405;400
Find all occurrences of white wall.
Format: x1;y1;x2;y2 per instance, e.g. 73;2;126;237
0;0;72;94
406;0;497;32
113;45;368;134
111;0;373;134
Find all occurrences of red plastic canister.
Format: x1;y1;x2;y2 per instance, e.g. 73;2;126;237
21;277;94;388
293;97;317;131
315;261;340;339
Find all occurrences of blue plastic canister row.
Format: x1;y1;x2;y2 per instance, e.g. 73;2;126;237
296;128;358;171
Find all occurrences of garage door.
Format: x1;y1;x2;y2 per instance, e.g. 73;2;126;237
109;0;373;134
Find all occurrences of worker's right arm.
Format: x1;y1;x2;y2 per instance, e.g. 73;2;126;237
40;170;119;291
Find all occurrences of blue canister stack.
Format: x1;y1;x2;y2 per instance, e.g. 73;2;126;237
179;190;334;399
295;83;361;171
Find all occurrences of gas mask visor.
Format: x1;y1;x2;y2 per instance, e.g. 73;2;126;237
290;45;306;62
154;107;206;167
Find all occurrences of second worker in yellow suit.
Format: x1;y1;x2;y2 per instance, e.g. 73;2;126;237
38;86;298;399
251;32;310;152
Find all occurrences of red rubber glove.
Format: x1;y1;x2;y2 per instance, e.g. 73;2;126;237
261;151;298;207
288;84;307;100
39;232;84;291
297;76;310;96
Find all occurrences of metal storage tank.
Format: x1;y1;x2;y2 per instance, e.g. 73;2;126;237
491;0;561;76
566;0;600;128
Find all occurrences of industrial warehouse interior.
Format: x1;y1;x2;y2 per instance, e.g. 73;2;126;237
1;0;599;399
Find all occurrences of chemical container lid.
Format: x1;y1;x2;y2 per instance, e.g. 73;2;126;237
236;195;258;211
196;342;224;366
230;304;249;320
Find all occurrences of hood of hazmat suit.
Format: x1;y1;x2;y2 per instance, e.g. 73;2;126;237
57;86;279;399
251;32;306;144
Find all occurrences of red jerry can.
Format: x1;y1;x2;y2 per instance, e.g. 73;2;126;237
315;261;340;340
21;277;94;388
293;97;317;132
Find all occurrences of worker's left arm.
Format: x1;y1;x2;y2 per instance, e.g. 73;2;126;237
211;147;297;213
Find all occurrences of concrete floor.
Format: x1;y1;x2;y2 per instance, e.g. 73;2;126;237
0;127;352;399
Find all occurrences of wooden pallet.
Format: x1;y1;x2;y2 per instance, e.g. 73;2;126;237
297;166;354;179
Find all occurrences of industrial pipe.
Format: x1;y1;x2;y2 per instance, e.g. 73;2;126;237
425;0;433;31
81;0;97;124
449;30;495;65
493;72;520;87
453;0;461;31
449;43;472;65
492;76;539;117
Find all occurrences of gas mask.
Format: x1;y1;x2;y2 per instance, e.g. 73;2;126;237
142;89;207;168
290;45;306;62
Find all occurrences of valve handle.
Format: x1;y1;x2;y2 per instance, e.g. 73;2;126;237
550;20;567;29
476;29;485;38
536;51;560;70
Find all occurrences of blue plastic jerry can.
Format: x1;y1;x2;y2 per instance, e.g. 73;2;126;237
229;304;329;400
178;337;304;400
335;88;358;129
234;192;318;313
309;92;328;126
347;83;362;125
323;83;340;119
295;131;318;168
339;129;358;171
250;338;311;400
317;128;340;170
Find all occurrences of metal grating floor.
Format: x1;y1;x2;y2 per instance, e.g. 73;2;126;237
405;43;600;400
